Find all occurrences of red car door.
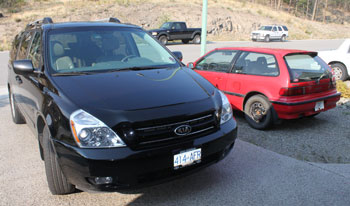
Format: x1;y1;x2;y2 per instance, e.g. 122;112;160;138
194;50;238;91
225;51;280;111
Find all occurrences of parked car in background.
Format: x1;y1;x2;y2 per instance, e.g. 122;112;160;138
251;25;288;42
8;17;237;195
189;47;340;129
318;39;350;81
148;22;201;45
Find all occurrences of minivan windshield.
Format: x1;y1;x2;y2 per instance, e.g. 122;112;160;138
259;26;272;31
284;53;331;82
47;27;179;74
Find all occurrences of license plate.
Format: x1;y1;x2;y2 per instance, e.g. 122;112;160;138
174;148;201;169
315;101;324;111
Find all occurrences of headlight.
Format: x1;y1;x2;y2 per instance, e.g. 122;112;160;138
70;109;126;148
219;91;232;124
152;32;158;36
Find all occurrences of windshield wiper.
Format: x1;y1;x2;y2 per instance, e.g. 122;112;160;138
315;70;331;82
103;66;169;73
52;71;96;76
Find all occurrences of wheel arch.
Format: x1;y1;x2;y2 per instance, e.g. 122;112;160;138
36;114;47;160
243;91;268;110
191;32;201;39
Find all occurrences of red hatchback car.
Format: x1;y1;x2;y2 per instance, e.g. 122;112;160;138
189;47;341;129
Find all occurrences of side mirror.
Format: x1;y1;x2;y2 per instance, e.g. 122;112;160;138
172;51;183;62
13;60;34;75
187;62;194;69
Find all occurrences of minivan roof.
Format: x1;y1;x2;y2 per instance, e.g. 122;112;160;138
41;22;140;30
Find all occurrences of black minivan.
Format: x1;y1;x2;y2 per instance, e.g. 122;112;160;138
8;17;237;195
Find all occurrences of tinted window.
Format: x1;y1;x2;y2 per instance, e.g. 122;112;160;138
259;26;272;31
17;31;34;60
180;23;186;30
233;52;279;76
278;27;283;31
174;23;181;30
284;54;330;82
48;27;179;73
282;26;288;31
272;27;277;31
195;50;237;72
28;31;42;68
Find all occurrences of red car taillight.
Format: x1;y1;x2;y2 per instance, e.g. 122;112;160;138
279;87;306;96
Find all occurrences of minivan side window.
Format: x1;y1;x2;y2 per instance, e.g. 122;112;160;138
282;26;288;31
278;27;283;31
17;31;34;60
195;50;237;72
233;52;279;76
10;33;22;61
28;31;42;68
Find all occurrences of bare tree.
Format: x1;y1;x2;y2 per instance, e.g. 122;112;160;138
312;0;319;21
323;0;328;22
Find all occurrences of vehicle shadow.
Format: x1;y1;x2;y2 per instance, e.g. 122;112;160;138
0;95;9;108
125;156;240;206
232;110;330;131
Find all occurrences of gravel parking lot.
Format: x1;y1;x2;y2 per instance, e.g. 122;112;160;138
235;106;350;163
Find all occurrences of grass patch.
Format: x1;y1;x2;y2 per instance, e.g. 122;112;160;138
337;80;350;98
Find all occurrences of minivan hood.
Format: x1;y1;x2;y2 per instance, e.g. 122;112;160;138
51;67;212;112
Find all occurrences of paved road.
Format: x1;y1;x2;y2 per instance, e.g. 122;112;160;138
1;40;350;205
0;51;8;87
167;39;345;64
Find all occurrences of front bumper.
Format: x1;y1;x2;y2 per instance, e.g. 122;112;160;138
53;118;237;192
251;34;265;40
271;92;341;119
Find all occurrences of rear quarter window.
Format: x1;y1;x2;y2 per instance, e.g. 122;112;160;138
282;26;288;31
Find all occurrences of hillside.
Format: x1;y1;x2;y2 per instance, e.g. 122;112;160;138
0;0;350;51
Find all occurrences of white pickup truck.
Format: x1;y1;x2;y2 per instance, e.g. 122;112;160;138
318;39;350;81
251;25;288;42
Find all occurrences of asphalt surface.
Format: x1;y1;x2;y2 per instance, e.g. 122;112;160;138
1;40;350;205
167;39;345;64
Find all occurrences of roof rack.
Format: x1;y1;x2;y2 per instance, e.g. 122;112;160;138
25;17;53;30
95;17;121;23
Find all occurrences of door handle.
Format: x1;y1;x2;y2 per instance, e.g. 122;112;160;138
15;76;23;84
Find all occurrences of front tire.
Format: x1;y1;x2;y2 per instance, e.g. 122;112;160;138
244;95;273;130
330;63;348;81
8;88;25;124
264;35;270;42
43;126;75;195
280;35;286;42
193;34;201;44
182;39;189;44
159;35;168;45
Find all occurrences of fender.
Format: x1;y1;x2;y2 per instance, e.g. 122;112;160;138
191;32;201;39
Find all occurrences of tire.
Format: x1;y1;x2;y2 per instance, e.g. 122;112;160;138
159;35;168;45
244;95;273;130
182;39;189;44
43;126;75;195
264;35;270;42
8;88;25;124
193;34;201;44
280;35;286;42
330;63;348;81
252;39;257;42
